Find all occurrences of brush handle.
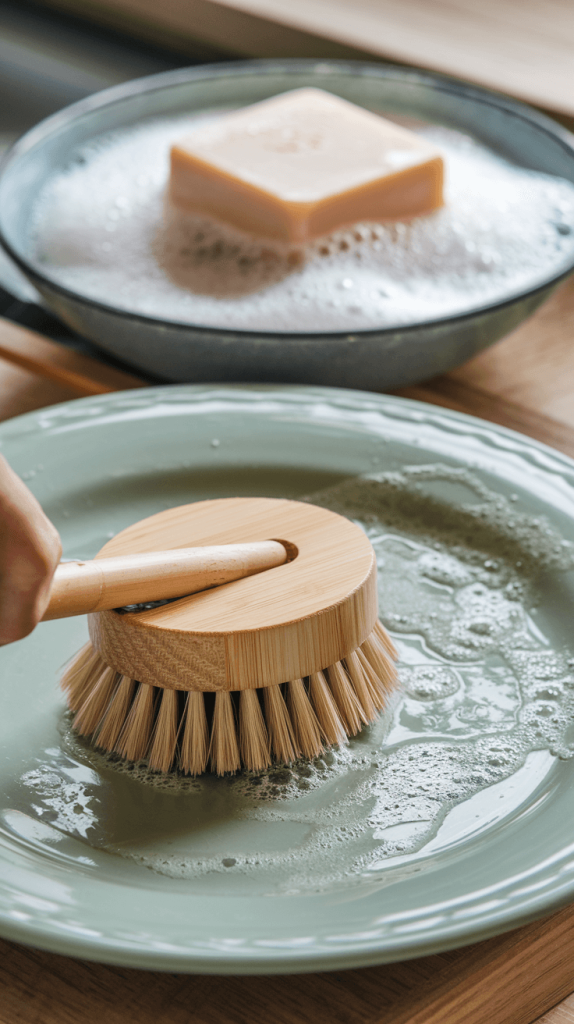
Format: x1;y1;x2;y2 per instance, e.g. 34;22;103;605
42;541;287;620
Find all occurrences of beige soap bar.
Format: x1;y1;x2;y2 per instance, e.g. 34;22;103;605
169;88;444;245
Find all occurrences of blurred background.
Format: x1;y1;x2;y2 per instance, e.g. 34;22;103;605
1;0;573;359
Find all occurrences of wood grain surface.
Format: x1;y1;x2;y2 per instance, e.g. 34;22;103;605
449;277;574;427
540;996;574;1024
34;0;574;117
1;901;574;1024
1;283;574;1022
0;317;142;398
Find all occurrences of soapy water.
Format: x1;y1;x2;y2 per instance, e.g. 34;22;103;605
13;465;574;895
28;112;574;332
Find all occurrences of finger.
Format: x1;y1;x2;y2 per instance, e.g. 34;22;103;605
0;457;62;643
0;543;60;644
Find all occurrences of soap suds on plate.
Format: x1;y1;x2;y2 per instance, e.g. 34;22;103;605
28;113;574;332
13;466;574;896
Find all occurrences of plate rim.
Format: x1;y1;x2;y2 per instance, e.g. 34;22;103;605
2;382;574;974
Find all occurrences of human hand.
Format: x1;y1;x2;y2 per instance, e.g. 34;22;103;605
0;455;61;644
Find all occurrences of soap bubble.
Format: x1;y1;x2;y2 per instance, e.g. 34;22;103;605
29;116;574;333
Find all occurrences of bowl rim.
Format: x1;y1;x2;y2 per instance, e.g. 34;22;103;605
1;56;574;342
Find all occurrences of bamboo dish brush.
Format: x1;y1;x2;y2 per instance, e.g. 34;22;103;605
58;497;398;775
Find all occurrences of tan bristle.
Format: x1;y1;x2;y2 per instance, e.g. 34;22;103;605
95;675;136;751
355;647;390;710
343;650;377;721
239;690;271;771
308;671;347;746
360;636;397;695
210;691;241;775
180;692;209;776
263;684;298;763
326;662;367;735
366;630;398;681
73;666;120;737
373;619;399;660
61;619;398;775
287;679;323;759
61;643;105;712
115;682;155;762
147;689;179;772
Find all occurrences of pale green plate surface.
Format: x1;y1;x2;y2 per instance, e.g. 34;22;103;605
2;384;574;974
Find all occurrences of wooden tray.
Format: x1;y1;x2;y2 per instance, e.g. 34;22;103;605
1;289;574;1023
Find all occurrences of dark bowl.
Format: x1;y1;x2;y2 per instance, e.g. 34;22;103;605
1;59;574;388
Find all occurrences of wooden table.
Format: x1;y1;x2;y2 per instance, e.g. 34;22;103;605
1;280;574;1024
36;0;574;120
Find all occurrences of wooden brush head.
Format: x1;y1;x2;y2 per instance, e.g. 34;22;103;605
88;497;378;692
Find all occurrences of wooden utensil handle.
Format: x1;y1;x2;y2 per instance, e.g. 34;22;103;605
42;541;287;620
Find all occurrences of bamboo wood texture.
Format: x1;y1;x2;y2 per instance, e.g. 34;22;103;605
34;0;574;119
88;497;378;690
1;284;574;1022
42;541;287;619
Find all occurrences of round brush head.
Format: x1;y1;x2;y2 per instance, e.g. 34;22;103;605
61;497;398;774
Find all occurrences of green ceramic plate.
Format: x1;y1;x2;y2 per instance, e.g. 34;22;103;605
2;384;574;974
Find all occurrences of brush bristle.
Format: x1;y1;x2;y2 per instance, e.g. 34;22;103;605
180;692;209;776
325;661;367;735
355;647;388;711
73;665;120;736
210;691;241;775
61;621;398;776
61;642;108;712
308;670;347;746
115;682;155;761
239;689;271;771
287;678;323;759
344;650;376;720
95;675;135;750
263;684;298;763
373;618;399;660
148;689;179;773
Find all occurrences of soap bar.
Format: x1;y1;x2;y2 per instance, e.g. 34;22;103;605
169;88;444;245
